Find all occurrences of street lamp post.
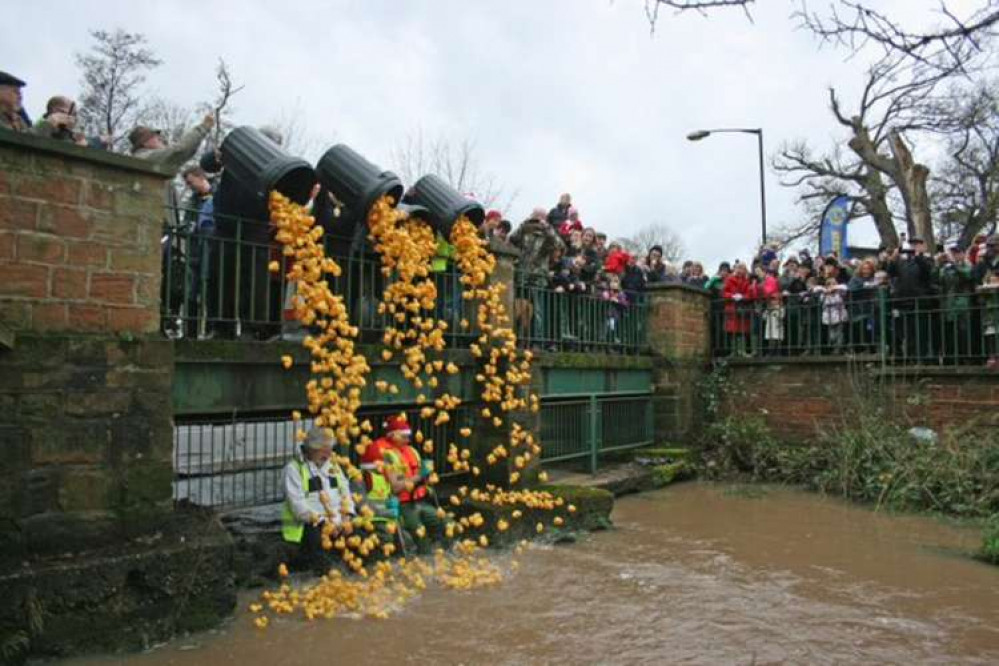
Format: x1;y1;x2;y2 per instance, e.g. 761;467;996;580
687;128;768;246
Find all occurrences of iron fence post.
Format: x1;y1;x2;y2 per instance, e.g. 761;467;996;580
878;287;889;365
589;394;599;474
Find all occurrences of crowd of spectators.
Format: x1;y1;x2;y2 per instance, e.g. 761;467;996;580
703;236;999;367
5;69;998;363
494;193;710;349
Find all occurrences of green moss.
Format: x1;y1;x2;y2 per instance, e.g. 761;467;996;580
633;447;693;462
982;516;999;565
651;462;689;486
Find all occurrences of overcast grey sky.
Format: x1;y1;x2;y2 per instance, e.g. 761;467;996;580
1;0;971;267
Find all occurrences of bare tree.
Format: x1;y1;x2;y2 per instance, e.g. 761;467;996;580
617;223;686;263
794;1;999;74
645;0;754;31
390;129;513;210
139;97;194;144
772;139;894;246
267;99;335;161
75;28;162;151
205;59;243;148
928;82;999;247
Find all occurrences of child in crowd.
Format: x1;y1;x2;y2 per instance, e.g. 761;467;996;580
820;277;849;352
762;269;784;355
602;274;629;345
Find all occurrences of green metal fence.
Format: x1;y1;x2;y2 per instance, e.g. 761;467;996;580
710;288;999;366
540;392;655;472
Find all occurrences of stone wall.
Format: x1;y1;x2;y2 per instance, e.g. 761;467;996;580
718;359;999;439
0;132;176;558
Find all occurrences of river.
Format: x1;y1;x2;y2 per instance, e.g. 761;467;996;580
63;483;999;665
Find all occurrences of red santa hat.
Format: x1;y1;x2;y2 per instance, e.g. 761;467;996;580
383;414;412;437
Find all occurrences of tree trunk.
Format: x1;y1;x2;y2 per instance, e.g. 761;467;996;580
861;168;900;248
887;130;934;246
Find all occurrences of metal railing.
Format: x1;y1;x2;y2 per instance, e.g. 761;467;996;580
161;207;652;354
514;272;649;354
540;392;655;471
174;392;655;509
160;207;473;345
710;287;999;365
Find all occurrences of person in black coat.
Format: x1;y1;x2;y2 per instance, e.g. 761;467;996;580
887;237;934;360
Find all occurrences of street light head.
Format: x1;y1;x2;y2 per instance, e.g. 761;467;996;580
686;130;711;141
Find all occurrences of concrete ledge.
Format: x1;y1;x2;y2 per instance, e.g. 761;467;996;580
644;282;709;296
0;129;171;178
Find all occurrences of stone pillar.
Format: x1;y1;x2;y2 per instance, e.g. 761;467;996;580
644;283;711;444
0;132;176;556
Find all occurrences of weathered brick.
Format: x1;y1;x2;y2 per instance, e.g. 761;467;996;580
91;214;138;245
65;391;133;416
89;272;135;304
17;232;65;264
66;240;107;267
19;392;63;417
0;263;49;298
66;303;107;332
107;306;158;333
0;170;9;195
84;181;114;210
135;275;159;306
37;204;93;239
15;175;82;205
31;302;67;331
110;247;159;274
0;231;13;260
51;267;88;300
0;197;40;231
0;300;31;328
58;467;113;511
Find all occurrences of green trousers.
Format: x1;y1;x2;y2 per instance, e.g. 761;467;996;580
399;500;444;553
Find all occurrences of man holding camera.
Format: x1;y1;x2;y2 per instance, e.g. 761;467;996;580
31;96;88;145
888;237;934;361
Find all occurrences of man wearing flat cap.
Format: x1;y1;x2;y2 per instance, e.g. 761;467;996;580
0;71;29;132
129;112;215;173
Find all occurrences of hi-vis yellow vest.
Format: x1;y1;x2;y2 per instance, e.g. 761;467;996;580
282;460;345;544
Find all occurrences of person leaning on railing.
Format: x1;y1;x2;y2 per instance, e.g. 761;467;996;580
846;258;881;354
937;245;977;363
510;208;564;343
978;268;999;369
722;262;757;357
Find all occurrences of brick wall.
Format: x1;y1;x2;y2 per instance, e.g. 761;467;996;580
0;132;174;558
0;131;168;335
719;359;999;439
646;284;711;443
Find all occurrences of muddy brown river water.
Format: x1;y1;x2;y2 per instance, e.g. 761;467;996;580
63;483;999;665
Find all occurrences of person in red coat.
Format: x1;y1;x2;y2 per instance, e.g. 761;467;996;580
723;262;757;355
